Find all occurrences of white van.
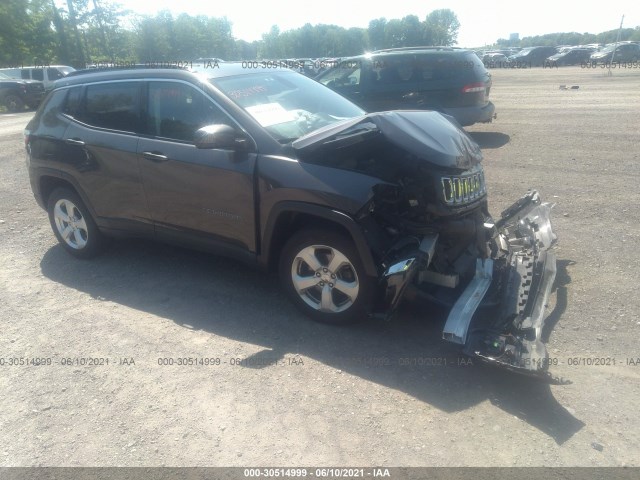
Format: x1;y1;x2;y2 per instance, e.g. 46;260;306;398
0;65;75;90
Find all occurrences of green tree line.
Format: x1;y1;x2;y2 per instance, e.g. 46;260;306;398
1;0;638;68
0;0;461;66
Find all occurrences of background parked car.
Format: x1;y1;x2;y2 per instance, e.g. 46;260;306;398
482;53;509;67
315;47;495;127
0;65;75;91
590;43;640;64
0;72;45;111
507;46;558;67
545;48;594;66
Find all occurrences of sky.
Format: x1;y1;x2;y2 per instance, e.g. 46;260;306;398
119;0;639;47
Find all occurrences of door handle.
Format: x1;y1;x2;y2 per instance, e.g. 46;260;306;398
142;151;169;162
65;138;85;146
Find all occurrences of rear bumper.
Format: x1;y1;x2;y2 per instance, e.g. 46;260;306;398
442;101;496;126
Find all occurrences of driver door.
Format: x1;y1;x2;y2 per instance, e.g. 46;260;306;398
138;80;257;252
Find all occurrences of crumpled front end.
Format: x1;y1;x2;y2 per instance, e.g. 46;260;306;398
371;190;561;382
294;110;561;381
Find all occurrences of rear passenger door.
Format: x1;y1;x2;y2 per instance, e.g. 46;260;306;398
62;81;152;234
137;80;257;253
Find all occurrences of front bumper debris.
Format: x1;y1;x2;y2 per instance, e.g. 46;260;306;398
371;189;563;382
444;190;563;382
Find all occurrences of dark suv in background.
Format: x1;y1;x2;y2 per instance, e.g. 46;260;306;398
25;65;558;380
590;43;640;64
315;47;495;126
0;72;45;111
545;48;593;66
507;46;558;67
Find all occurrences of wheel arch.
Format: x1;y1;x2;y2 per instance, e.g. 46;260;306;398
260;201;378;277
36;171;99;221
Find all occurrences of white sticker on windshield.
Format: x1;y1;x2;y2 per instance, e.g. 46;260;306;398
246;103;295;127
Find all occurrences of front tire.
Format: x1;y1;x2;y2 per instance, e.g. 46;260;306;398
47;187;105;259
279;229;374;325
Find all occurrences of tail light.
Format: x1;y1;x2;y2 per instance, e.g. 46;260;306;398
462;82;486;93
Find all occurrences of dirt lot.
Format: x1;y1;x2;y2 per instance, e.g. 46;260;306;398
1;66;639;467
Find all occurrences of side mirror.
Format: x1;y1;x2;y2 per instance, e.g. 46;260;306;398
194;124;248;150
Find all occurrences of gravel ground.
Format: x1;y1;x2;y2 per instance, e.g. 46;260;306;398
0;66;639;467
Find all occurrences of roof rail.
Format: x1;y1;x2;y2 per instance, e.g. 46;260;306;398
372;46;464;53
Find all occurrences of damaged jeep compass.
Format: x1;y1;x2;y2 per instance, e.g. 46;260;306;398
25;64;558;380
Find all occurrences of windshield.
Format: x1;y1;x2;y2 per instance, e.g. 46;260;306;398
0;72;10;79
211;71;364;142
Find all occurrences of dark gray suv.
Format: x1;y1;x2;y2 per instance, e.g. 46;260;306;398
315;47;496;126
25;64;559;380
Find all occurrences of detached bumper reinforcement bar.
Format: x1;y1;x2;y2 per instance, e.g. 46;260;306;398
442;258;493;345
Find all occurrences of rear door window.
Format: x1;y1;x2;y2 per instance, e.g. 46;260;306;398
62;86;83;117
372;55;416;85
31;69;44;81
78;82;141;133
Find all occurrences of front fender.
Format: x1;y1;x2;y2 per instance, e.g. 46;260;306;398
259;201;378;277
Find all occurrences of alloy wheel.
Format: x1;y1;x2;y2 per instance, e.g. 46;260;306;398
290;244;360;313
53;199;89;249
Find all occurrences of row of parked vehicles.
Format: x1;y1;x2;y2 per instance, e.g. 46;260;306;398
480;42;640;67
3;41;638;111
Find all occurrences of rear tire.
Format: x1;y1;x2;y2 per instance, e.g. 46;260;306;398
279;228;374;325
4;94;24;112
47;187;105;259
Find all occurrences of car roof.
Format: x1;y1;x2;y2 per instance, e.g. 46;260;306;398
52;63;294;89
335;47;475;63
373;46;466;52
370;47;472;56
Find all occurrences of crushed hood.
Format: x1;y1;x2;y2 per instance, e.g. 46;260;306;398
292;110;483;170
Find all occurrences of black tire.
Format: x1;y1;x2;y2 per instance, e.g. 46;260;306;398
279;228;374;325
47;187;105;259
4;94;24;112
